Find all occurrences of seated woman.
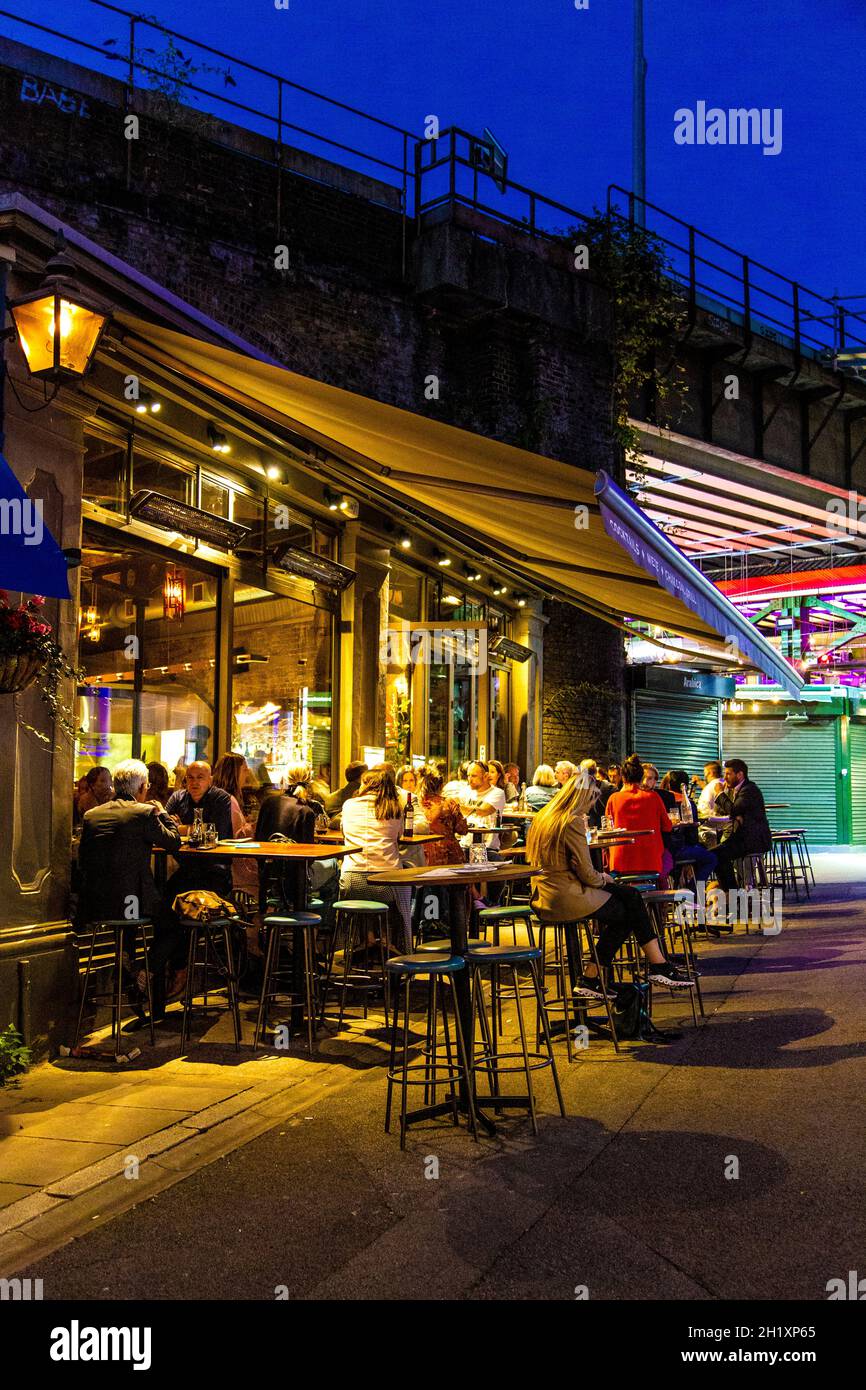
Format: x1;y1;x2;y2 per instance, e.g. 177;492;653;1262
606;754;672;883
525;764;559;811
417;764;468;865
527;770;694;997
212;752;257;899
339;764;412;953
665;768;717;884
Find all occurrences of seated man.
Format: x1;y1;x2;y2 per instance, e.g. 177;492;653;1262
78;758;181;1020
161;761;235;1006
713;758;771;894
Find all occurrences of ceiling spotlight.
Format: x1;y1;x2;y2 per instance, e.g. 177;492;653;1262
516;594;528;607
443;593;460;605
492;583;508;596
207;425;230;454
436;552;452;568
398;533;412;550
463;565;481;582
322;486;359;518
134;389;162;415
266;465;282;481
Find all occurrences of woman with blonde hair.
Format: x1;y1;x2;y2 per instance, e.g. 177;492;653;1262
525;763;559;811
340;763;412;951
527;770;694;997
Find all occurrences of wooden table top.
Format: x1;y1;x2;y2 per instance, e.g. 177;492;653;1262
315;831;442;846
177;841;350;860
369;862;539;886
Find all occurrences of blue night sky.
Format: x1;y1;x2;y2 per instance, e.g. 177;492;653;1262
8;0;866;303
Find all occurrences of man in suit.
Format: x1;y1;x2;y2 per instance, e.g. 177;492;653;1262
713;757;772;892
79;758;181;1021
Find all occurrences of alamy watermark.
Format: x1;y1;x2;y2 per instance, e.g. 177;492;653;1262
687;882;782;934
674;102;782;157
0;496;43;546
380;625;488;674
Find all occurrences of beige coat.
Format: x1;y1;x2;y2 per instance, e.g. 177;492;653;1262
530;819;610;922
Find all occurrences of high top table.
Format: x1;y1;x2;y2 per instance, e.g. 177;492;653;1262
368;861;539;1134
168;841;352;1036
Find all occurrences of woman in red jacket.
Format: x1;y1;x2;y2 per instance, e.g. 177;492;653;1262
606;754;672;879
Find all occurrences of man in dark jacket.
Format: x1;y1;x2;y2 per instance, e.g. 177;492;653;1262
324;760;367;816
79;758;181;1019
713;758;772;891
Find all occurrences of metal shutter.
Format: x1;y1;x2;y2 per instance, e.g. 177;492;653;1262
633;693;720;777
849;723;866;843
721;716;838;845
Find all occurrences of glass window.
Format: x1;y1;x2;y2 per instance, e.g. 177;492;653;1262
83;432;126;514
490;665;510;762
231;589;333;790
132;452;192;503
230;489;266;553
200;474;229;518
75;534;218;783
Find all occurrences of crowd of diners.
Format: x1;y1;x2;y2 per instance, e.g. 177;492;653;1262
73;747;771;1027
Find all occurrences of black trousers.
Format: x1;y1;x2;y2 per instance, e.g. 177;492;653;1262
713;831;750;891
590;881;659;969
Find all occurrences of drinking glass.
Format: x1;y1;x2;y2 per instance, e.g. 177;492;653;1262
204;823;218;847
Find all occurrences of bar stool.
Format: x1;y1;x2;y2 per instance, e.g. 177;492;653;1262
641;890;703;1025
786;829;815;886
475;904;537;947
179;916;242;1054
384;952;478;1150
73;918;155;1057
773;831;811;898
254;912;323;1055
467;944;566;1134
674;858;698;893
325;900;392;1031
535;920;584;1063
475;904;538;1028
768;834;806;901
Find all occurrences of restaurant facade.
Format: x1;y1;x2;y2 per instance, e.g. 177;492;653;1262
0;201;799;1052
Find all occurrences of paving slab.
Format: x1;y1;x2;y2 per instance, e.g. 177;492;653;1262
78;1082;243;1112
0;1136;120;1186
1;1103;194;1146
0;1182;34;1209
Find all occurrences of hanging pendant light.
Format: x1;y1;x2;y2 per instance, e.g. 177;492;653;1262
163;564;186;621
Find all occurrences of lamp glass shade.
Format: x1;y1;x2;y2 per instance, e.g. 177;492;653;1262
11;292;107;380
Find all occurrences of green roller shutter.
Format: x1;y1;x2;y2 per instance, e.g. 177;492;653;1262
849;723;866;843
633;693;720;777
721;716;838;845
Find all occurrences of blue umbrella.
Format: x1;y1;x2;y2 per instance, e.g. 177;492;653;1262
0;452;70;599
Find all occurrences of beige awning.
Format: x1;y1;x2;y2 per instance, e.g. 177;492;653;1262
115;313;804;685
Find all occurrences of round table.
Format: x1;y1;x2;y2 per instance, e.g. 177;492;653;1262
368;862;538;1131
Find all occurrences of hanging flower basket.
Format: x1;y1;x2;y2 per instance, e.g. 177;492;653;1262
0;651;44;693
0;591;83;740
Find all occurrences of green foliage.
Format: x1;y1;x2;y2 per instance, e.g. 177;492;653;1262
0;1025;32;1086
568;210;688;466
103;17;236;119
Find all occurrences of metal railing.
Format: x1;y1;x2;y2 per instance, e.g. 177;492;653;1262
0;0;416;197
606;185;866;369
2;1;865;375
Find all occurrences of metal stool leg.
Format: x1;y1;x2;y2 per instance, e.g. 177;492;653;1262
112;928;125;1058
221;922;242;1051
179;926;198;1055
529;958;566;1117
73;926;99;1051
254;920;279;1051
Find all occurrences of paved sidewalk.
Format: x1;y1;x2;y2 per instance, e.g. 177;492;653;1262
4;863;864;1298
0;1003;389;1274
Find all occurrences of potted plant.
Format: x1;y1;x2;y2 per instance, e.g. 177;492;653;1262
0;591;82;739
